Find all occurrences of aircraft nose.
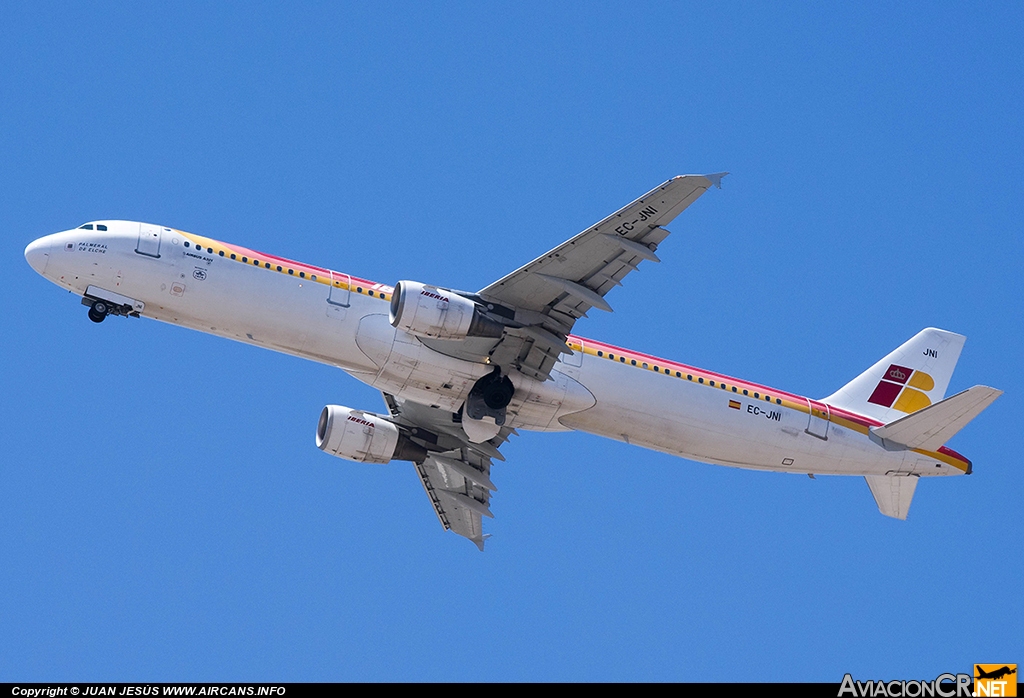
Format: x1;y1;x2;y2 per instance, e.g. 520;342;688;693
25;236;51;276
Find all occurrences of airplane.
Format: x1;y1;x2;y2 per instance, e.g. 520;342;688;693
976;666;1016;681
24;174;1002;550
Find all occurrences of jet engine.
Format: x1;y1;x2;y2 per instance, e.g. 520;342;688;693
316;405;427;464
389;280;503;340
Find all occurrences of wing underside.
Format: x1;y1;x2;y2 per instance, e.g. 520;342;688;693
476;174;725;381
383;392;512;550
369;176;725;547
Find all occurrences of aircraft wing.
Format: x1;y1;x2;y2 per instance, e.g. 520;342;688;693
382;392;513;550
475;173;725;380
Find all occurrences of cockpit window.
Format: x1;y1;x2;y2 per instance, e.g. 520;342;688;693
97;224;108;231
78;224;94;230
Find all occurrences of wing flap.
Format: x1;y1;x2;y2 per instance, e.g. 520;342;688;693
414;454;493;550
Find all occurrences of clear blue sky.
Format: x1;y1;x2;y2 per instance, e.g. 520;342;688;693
2;2;1020;682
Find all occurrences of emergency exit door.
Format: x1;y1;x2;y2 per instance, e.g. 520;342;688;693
136;223;162;258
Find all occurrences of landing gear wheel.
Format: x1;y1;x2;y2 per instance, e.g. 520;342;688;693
88;300;108;323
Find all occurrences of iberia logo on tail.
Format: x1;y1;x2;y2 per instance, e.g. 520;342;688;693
867;364;936;414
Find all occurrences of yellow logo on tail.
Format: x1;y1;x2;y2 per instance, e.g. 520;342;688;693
867;364;936;414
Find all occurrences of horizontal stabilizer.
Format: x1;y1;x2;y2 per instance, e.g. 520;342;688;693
865;475;919;520
870;386;1002;451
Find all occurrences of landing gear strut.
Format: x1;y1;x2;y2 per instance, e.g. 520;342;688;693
87;299;108;323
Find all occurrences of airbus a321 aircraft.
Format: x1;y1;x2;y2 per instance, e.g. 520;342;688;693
25;175;1001;549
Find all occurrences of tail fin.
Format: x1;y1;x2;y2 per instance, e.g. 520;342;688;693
824;328;966;423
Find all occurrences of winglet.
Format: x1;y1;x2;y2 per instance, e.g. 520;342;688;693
704;172;729;189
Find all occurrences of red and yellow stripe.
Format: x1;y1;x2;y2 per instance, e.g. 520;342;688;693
567;336;971;473
177;230;395;301
173;229;972;473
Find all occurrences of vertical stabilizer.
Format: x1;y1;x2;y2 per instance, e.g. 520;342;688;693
865;475;919;520
824;328;965;423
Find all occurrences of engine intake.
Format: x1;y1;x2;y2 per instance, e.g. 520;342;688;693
389;280;503;340
316;405;427;464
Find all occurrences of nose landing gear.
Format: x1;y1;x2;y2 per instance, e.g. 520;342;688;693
87;299;109;323
81;289;143;323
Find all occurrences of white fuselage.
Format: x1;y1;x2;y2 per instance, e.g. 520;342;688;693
25;221;969;478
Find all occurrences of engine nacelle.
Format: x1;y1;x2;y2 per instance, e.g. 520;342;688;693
389;280;503;340
316;405;427;464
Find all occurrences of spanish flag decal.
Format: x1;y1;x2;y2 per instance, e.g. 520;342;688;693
728;400;741;410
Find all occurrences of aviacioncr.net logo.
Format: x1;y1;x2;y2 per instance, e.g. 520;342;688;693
838;673;973;697
974;665;1017;697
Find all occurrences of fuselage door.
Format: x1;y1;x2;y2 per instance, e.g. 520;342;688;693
327;271;351;319
806;399;830;440
328;271;351;307
558;340;584;378
136;223;162;258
